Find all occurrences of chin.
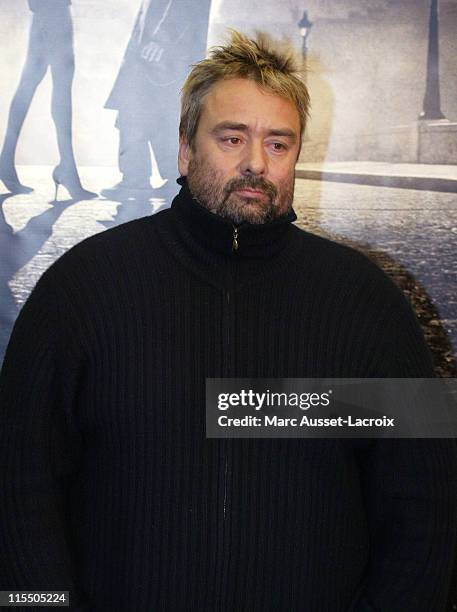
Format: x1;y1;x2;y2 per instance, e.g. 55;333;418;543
230;207;274;225
224;196;270;221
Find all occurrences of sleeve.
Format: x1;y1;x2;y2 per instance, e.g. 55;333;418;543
349;297;457;612
141;0;173;43
141;0;192;50
0;267;89;611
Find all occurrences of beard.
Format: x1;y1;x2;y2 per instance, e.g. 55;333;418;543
186;154;295;225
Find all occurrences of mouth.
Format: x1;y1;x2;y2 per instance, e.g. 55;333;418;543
234;188;266;198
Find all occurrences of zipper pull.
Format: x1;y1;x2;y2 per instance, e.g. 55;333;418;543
232;226;238;252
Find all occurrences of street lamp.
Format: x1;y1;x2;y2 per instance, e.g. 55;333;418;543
298;11;313;63
419;0;446;120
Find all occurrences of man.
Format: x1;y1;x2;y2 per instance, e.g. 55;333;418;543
1;31;456;611
102;0;211;200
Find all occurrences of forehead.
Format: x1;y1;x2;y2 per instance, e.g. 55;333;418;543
199;77;300;134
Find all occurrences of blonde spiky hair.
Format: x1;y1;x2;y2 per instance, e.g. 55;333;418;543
179;30;311;148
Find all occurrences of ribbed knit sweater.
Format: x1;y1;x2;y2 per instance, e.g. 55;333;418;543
1;179;457;612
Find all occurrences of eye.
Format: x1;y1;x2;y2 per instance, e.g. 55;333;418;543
222;137;242;145
270;142;287;151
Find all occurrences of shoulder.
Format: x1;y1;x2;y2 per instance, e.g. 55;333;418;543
289;226;432;374
291;223;375;269
36;209;172;299
53;210;169;272
290;224;403;305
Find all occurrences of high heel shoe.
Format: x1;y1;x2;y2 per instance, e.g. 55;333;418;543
0;162;33;194
52;164;97;201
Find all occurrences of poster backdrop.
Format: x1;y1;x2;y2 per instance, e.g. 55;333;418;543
0;0;456;375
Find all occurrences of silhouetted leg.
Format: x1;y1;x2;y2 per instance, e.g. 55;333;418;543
149;89;180;187
118;108;152;188
0;14;48;187
150;131;179;186
48;7;96;200
48;9;78;177
50;53;78;176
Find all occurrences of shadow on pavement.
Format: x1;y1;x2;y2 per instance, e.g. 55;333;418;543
0;193;77;364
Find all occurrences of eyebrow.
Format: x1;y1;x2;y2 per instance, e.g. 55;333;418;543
211;122;298;142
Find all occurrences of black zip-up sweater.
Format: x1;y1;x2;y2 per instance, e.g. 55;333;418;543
1;179;457;611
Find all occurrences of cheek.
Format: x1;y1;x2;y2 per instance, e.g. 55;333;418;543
272;166;295;189
210;158;238;184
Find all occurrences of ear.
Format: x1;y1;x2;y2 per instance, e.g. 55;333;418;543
178;136;192;176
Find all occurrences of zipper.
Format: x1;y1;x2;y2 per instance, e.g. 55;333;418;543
232;225;238;252
223;228;238;522
223;452;228;520
223;287;231;523
222;227;240;526
213;263;233;608
215;230;240;605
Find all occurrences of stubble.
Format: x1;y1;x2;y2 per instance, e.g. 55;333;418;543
187;155;295;225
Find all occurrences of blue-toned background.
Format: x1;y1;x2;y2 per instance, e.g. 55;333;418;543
1;0;456;374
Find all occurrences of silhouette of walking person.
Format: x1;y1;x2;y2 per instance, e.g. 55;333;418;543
0;0;96;200
102;0;211;202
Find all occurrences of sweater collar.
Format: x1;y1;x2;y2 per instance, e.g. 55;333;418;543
170;177;297;259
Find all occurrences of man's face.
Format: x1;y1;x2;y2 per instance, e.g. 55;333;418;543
178;78;301;225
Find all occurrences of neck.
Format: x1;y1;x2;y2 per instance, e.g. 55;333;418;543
171;176;298;259
151;176;303;291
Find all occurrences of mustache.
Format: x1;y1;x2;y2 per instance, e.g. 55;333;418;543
224;176;278;199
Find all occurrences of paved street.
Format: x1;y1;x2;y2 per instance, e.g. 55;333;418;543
294;178;457;376
1;166;457;374
296;161;457;193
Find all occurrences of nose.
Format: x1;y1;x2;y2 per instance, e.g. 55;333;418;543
239;141;266;176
